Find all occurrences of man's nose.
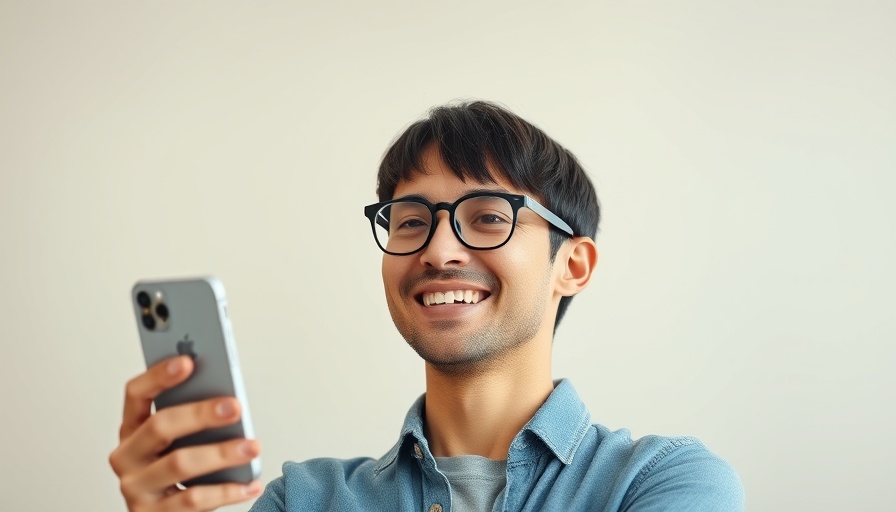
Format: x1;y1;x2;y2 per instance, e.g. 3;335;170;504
418;211;470;268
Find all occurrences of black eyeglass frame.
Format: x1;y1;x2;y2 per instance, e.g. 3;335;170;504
363;191;574;256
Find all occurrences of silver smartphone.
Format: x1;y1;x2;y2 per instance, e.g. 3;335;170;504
131;276;261;486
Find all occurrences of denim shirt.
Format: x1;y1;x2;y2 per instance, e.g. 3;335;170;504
250;379;744;511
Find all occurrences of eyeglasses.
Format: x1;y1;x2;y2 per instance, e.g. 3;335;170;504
363;191;573;256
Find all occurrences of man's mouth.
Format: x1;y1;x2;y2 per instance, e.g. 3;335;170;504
417;290;491;307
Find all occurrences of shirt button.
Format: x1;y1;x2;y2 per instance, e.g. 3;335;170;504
428;504;443;512
413;443;423;459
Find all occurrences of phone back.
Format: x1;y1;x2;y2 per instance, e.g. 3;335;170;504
131;277;259;485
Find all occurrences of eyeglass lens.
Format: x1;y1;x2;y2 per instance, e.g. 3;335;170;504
374;196;515;254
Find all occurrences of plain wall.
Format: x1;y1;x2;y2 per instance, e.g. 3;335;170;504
1;1;894;510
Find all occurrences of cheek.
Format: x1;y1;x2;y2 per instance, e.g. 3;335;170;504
381;256;405;295
494;242;553;290
381;260;393;288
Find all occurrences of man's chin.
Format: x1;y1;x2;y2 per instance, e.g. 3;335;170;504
426;319;468;330
417;349;499;376
394;318;478;343
403;333;501;373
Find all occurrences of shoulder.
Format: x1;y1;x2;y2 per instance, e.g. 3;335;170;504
629;434;743;509
580;426;745;511
281;455;381;480
250;457;383;512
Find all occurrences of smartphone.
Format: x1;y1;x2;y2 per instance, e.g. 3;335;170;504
131;276;261;486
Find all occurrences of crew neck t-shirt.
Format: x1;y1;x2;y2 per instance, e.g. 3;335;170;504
434;455;506;512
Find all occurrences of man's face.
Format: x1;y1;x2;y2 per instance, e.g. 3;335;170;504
381;147;561;373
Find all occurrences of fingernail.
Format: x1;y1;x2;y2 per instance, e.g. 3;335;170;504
243;480;262;496
238;440;256;457
215;400;236;417
167;359;182;375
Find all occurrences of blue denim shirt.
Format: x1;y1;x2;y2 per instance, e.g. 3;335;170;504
250;379;744;511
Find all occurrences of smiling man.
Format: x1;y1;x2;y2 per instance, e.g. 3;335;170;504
111;101;744;511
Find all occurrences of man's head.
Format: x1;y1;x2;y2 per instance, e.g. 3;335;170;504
368;101;599;372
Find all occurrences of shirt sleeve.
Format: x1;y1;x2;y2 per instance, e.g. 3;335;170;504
622;438;745;512
247;475;286;512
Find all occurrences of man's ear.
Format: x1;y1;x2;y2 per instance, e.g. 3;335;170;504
555;237;598;297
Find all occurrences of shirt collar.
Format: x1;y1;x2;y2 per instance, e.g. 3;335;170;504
374;393;427;474
512;378;591;465
374;378;591;473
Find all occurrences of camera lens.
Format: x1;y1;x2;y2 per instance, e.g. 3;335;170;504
136;291;151;308
155;303;169;320
142;313;156;330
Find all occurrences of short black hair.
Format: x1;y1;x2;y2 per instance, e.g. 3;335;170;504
377;100;600;330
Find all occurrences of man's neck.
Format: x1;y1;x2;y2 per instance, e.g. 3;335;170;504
422;340;554;460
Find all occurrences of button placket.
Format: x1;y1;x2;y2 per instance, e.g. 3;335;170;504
412;440;451;512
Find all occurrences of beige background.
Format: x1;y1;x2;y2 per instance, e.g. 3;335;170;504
1;1;894;511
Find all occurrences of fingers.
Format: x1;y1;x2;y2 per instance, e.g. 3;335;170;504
112;396;243;476
127;438;260;492
111;357;197;479
119;356;195;441
111;356;263;512
119;440;261;511
156;480;263;512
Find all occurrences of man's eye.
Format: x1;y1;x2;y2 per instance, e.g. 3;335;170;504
395;218;429;230
477;214;509;225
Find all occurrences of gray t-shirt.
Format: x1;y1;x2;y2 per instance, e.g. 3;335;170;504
435;455;507;512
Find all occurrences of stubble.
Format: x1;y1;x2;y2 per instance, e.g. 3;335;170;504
388;268;551;375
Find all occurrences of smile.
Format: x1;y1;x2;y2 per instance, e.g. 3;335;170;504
420;290;489;307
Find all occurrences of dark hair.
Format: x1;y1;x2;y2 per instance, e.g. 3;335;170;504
377;100;600;330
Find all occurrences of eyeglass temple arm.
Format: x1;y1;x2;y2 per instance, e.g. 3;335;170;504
364;205;391;231
375;210;390;230
523;197;574;236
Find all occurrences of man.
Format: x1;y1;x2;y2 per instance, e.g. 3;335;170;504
110;101;744;511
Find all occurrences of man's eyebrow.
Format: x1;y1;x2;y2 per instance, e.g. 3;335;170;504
465;187;509;195
393;187;510;202
392;193;430;202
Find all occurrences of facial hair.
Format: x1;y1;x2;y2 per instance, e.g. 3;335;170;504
388;267;551;375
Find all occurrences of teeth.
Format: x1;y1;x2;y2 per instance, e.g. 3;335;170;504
422;290;484;307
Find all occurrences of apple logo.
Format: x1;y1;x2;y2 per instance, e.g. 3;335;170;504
176;334;197;360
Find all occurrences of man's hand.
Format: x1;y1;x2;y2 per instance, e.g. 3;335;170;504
109;355;262;511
